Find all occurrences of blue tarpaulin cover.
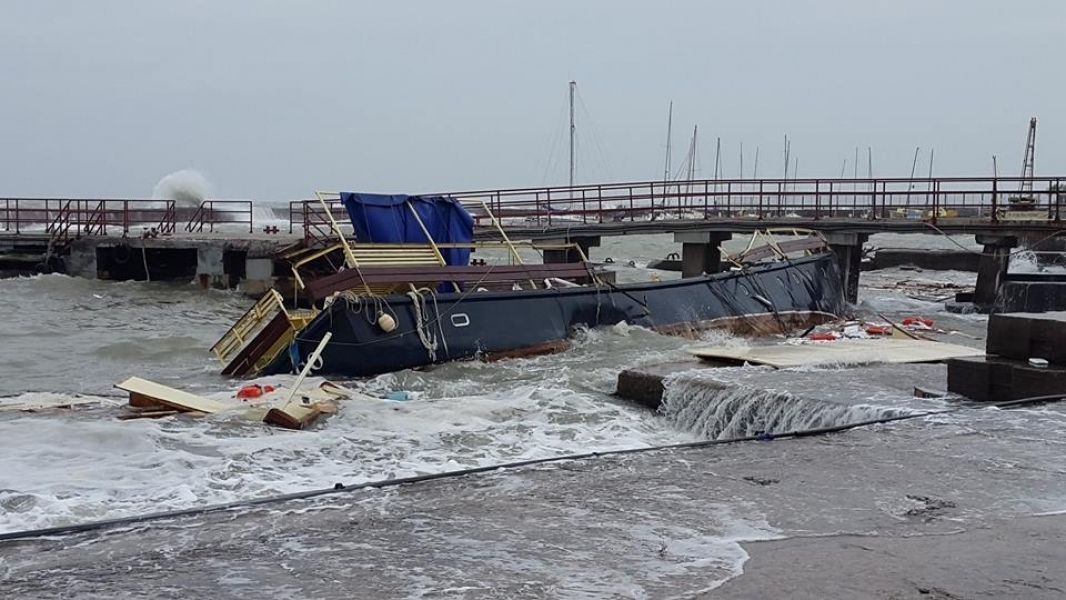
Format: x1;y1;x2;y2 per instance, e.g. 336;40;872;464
339;193;474;267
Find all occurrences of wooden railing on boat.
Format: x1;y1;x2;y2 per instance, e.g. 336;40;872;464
304;262;601;302
210;289;318;377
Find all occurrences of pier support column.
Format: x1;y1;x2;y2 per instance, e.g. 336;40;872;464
241;257;273;296
537;236;600;264
825;232;868;304
66;239;97;279
974;234;1018;308
196;244;228;289
673;231;732;277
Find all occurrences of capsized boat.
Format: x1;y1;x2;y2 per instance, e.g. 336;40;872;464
212;193;847;378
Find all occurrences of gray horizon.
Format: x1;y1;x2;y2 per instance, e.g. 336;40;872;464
1;0;1063;201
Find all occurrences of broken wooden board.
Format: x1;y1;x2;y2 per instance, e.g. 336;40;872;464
115;377;229;414
264;399;337;430
0;396;108;413
689;338;983;369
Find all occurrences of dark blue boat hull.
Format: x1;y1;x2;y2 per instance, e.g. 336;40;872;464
265;253;845;377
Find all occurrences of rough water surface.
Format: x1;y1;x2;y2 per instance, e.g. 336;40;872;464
3;232;1062;598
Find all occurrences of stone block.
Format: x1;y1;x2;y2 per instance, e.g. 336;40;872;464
986;313;1033;360
987;311;1066;365
946;356;1015;402
614;369;666;410
1010;364;1066;400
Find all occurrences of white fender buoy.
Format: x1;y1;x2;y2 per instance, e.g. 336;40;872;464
377;312;397;332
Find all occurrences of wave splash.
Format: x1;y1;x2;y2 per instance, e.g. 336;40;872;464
659;371;910;440
151;169;213;206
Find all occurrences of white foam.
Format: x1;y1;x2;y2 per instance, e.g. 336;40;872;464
1010;249;1066;274
151;169;213;206
0;377;691;534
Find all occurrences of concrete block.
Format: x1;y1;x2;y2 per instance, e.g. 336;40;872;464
986;313;1033;360
946;356;1015;402
615;369;666;410
1010;364;1066;399
988;311;1066;365
997;279;1066;313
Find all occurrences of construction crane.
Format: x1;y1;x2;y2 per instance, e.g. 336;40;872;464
1011;117;1037;204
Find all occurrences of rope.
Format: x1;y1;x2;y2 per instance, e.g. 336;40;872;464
406;287;439;361
919;222;1065;257
3;392;1061;543
296;263;506;351
141;246;150;282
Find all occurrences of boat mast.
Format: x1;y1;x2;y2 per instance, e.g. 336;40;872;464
663;101;673;183
687;125;698;182
569;80;577;188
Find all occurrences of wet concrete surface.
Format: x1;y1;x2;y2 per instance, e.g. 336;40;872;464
2;400;1065;599
710;514;1066;599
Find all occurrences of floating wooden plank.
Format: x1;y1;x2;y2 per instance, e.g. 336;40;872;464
0;396;105;413
117;410;181;420
114;377;229;414
689;338;983;369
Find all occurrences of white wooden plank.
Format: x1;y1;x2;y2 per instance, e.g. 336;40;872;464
114;377;229;414
689;338;983;369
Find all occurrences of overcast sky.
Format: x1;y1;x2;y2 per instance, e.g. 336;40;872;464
2;1;1063;201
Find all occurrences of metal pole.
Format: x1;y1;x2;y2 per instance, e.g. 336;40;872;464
663;101;672;184
569;80;576;189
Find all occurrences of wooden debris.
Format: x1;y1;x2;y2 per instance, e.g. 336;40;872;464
115;377;229;414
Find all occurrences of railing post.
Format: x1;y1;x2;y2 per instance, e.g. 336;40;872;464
991;177;998;223
814;180;821;220
303;201;311;240
597;184;604;223
870;180;877;221
1053;181;1061;225
545;189;551;226
758;180;764;220
931;181;939;225
725;181;731;219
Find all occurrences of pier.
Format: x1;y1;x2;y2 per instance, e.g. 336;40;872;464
3;175;1065;306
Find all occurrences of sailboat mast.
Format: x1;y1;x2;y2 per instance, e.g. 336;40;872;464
663;101;673;182
687;125;698;182
569;80;576;188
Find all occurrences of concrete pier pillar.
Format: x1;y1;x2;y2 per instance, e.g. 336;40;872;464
825;232;869;304
974;234;1018;308
673;231;732;278
196;244;228;289
241;257;274;296
538;236;600;264
65;239;97;279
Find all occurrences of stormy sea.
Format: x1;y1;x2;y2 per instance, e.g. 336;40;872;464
2;231;1065;599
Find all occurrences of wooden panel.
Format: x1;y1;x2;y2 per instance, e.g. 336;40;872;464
690;339;983;369
221;311;293;377
115;377;228;414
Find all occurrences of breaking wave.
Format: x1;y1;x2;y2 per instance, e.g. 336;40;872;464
659;370;912;440
1009;249;1066;274
151;169;213;206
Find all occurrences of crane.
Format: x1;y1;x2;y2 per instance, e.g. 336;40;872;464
1014;118;1031;198
1011;117;1037;204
